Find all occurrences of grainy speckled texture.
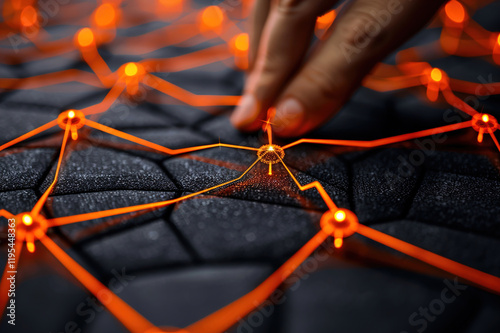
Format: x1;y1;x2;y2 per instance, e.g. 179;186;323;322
1;1;500;332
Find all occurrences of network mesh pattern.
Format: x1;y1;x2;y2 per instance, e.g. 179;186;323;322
0;0;500;332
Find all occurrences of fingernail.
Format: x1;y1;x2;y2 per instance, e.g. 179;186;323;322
231;94;258;128
274;98;304;135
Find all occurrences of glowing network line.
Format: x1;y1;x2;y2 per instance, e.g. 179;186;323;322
1;0;500;332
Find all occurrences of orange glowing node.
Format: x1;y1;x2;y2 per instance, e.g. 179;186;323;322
124;62;139;77
334;210;346;222
257;144;285;164
497;34;500;46
121;62;146;81
77;28;95;47
445;0;466;23
472;113;497;132
201;6;224;29
15;213;48;253
57;110;86;130
94;3;117;27
234;33;249;52
430;68;443;82
22;214;33;226
472;113;498;143
320;209;359;238
20;5;37;27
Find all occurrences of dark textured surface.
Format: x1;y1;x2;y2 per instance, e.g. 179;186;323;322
1;1;500;332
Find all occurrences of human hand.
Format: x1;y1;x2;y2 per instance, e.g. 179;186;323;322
231;0;447;137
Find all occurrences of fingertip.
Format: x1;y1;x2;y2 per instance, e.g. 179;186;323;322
230;94;262;131
273;98;306;138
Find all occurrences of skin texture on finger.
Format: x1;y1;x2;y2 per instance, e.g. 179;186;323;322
249;0;272;69
272;0;448;137
231;0;338;132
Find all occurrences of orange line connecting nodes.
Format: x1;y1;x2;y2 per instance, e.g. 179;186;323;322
320;209;359;249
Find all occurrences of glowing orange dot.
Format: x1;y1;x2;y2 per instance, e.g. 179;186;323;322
445;1;465;24
317;10;336;25
202;6;224;29
22;214;33;226
497;34;500;46
334;238;343;248
27;241;35;253
77;28;94;47
94;3;116;27
334;210;346;222
20;6;37;27
124;62;138;77
482;114;489;123
430;68;443;82
234;33;249;52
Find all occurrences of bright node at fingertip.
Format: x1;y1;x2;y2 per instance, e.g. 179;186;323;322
334;210;346;222
124;62;138;77
234;33;249;52
482;114;489;123
497;34;500;46
77;28;94;47
430;68;443;82
445;0;465;24
201;6;224;29
22;214;33;226
68;110;75;119
257;144;285;165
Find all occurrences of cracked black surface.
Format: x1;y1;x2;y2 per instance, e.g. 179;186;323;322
1;1;500;332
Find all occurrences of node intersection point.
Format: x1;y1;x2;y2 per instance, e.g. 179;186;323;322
472;113;498;133
22;214;33;226
320;209;359;240
257;144;285;165
76;27;95;48
94;3;117;28
200;5;224;30
58;110;86;130
122;62;145;79
430;68;443;82
15;213;48;253
472;113;498;143
124;62;138;77
334;210;346;222
121;62;146;95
